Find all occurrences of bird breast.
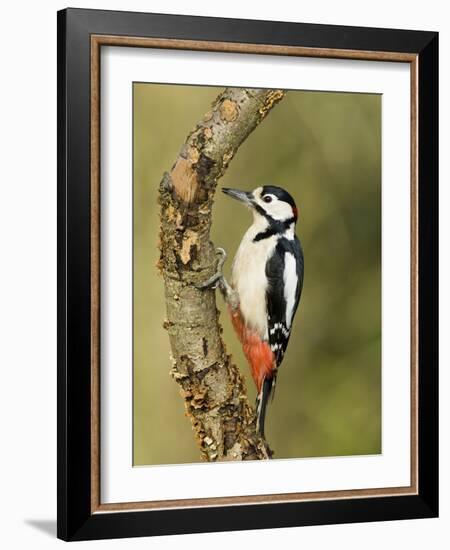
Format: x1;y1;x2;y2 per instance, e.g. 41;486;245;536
230;227;277;340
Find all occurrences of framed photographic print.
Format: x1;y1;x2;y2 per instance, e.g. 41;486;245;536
57;8;438;541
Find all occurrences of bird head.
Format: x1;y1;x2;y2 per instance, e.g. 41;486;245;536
222;185;298;224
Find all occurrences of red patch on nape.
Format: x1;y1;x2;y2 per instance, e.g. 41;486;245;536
292;206;298;220
228;306;275;393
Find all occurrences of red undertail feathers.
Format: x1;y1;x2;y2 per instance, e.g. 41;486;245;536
229;306;275;393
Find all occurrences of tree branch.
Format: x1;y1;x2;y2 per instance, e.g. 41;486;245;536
158;88;285;461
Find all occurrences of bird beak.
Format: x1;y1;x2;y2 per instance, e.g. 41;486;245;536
222;188;253;205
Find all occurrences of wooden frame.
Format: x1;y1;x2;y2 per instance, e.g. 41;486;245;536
58;7;438;541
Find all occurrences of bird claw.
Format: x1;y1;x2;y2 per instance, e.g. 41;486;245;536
196;273;221;290
196;248;227;290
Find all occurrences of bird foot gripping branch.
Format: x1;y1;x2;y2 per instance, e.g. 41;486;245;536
196;247;239;311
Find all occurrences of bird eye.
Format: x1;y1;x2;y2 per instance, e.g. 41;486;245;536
263;195;272;203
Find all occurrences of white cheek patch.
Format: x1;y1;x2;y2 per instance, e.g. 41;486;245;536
270;201;294;221
255;195;293;221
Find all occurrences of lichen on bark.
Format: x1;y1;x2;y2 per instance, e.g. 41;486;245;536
157;88;285;461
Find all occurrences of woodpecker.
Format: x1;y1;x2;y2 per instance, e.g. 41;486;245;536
199;185;304;438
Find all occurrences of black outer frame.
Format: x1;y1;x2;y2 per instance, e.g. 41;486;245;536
57;7;438;542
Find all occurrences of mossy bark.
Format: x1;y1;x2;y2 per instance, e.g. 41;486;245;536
158;88;285;461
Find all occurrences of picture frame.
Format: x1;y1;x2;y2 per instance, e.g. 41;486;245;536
57;7;438;541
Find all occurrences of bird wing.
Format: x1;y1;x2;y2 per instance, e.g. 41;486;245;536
265;236;304;367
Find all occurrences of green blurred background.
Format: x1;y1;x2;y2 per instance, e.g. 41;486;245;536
133;83;381;466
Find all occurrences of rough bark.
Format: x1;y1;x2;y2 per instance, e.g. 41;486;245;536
158;88;285;461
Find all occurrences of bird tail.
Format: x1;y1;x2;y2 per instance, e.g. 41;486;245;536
256;377;274;438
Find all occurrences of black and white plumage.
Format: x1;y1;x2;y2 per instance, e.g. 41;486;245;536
266;236;304;366
220;185;304;439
